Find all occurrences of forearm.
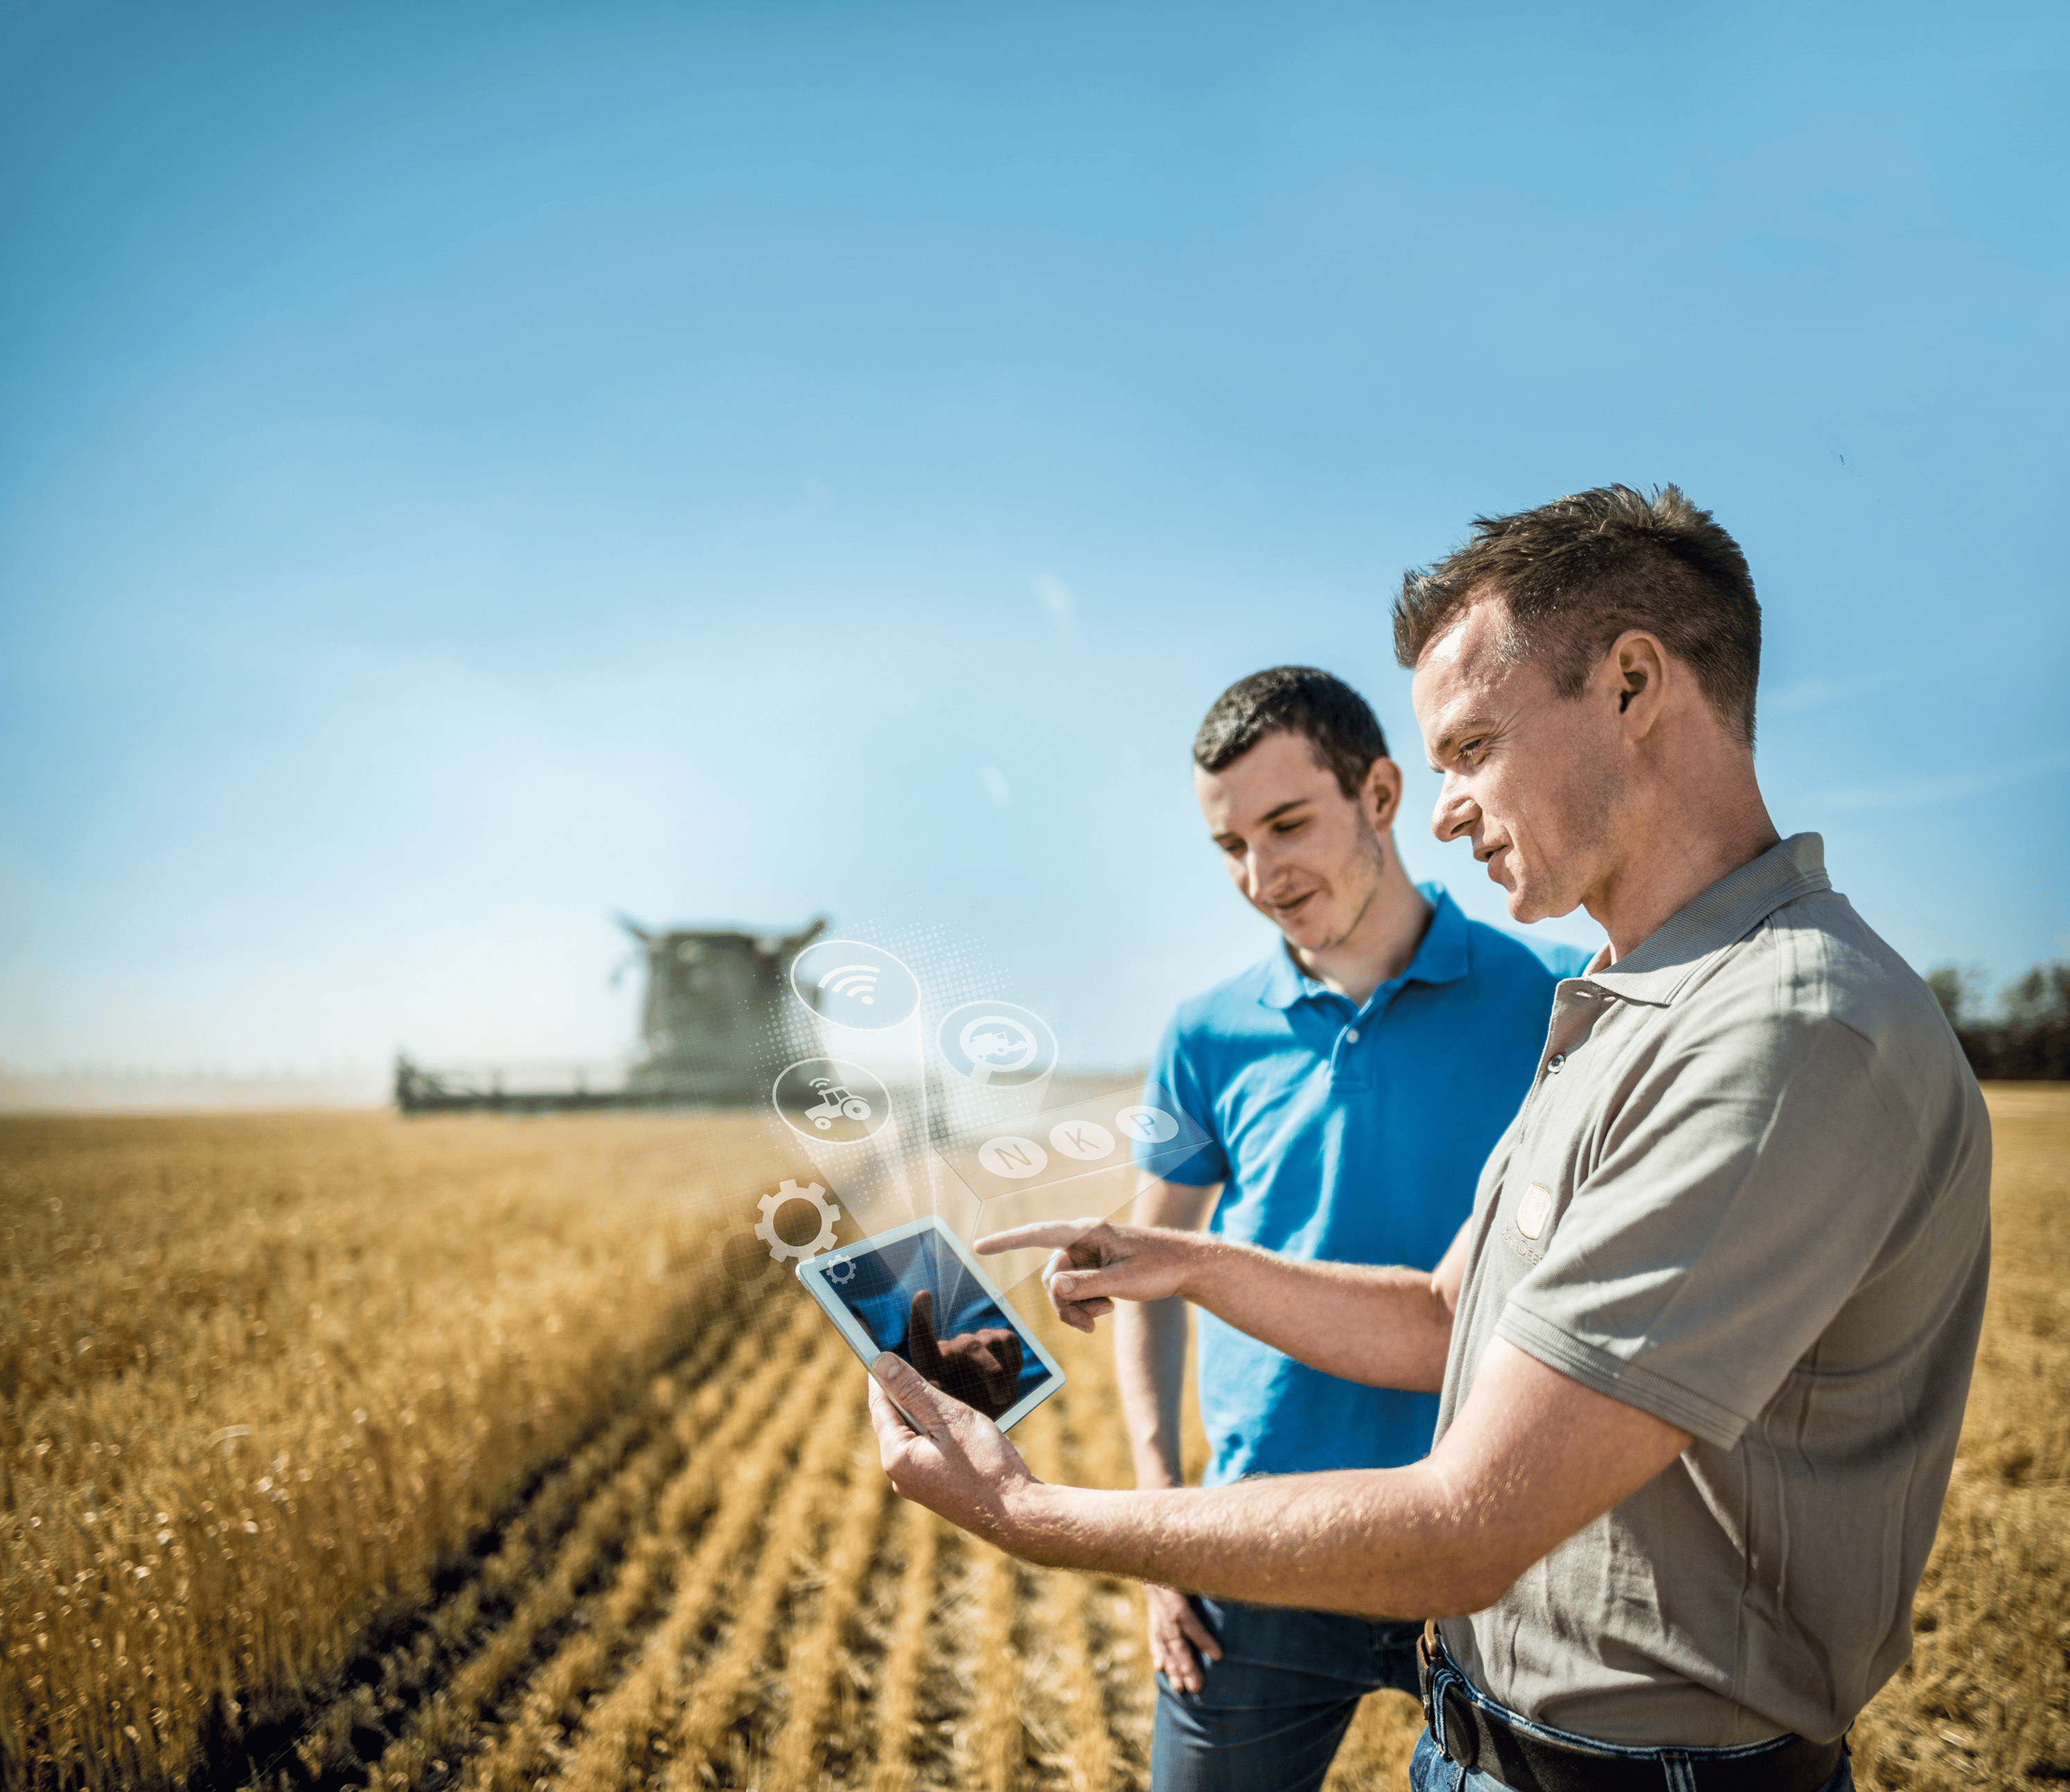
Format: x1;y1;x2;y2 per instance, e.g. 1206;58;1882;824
1113;1297;1189;1489
1000;1461;1499;1619
1176;1236;1454;1392
870;1338;1693;1633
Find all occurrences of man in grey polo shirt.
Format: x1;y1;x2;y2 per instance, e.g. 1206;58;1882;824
865;484;1990;1792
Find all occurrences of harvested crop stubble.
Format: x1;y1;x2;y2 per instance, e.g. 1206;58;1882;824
761;1432;895;1791
866;1496;945;1792
1016;1401;1115;1792
551;1306;843;1792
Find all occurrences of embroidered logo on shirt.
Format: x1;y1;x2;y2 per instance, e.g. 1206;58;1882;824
1517;1184;1554;1240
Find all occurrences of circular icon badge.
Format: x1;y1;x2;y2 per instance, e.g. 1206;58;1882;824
936;1001;1059;1088
1114;1104;1180;1145
977;1136;1048;1178
1048;1119;1117;1162
790;939;921;1031
772;1058;892;1145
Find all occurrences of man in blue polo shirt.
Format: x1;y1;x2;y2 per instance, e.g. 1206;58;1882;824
1120;666;1586;1792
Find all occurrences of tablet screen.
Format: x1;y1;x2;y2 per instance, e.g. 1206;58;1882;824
804;1221;1057;1424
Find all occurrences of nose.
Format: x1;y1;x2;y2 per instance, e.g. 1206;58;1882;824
1241;839;1275;898
1431;775;1477;844
1239;831;1293;902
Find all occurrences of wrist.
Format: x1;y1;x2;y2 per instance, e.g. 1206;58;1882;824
1174;1232;1233;1307
1126;1430;1183;1491
998;1475;1077;1566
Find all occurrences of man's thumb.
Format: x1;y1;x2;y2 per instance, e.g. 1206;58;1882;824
873;1349;950;1437
1050;1266;1111;1301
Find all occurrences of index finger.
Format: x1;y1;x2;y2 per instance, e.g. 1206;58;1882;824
974;1218;1104;1256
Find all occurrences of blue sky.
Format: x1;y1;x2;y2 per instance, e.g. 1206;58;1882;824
1;0;2064;1075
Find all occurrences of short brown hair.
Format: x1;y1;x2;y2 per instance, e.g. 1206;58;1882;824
1193;666;1388;800
1393;484;1762;745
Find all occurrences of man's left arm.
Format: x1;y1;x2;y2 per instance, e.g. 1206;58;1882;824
867;1331;1691;1618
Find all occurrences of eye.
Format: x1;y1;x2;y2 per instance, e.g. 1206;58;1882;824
1271;817;1306;835
1457;738;1486;765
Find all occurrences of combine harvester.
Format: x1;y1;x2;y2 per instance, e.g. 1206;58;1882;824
393;916;826;1113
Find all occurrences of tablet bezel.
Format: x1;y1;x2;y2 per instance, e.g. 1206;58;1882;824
795;1214;1066;1432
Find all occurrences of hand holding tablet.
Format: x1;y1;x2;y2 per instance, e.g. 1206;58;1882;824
795;1216;1065;1430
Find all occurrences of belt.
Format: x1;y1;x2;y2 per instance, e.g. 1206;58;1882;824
1417;1622;1845;1792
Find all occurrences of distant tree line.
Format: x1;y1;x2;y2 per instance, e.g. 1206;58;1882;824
1926;961;2070;1080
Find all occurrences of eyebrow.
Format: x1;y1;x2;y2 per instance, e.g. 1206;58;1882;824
1214;795;1313;841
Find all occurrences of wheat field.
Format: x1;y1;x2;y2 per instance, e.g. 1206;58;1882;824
2;1088;2064;1791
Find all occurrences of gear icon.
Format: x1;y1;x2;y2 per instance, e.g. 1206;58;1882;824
829;1258;856;1285
754;1180;840;1263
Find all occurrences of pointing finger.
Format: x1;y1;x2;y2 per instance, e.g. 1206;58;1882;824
906;1289;944;1379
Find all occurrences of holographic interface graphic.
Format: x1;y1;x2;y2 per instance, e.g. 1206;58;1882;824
628;921;1212;1360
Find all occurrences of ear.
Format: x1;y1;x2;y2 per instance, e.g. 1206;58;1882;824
1605;632;1669;735
1363;756;1405;832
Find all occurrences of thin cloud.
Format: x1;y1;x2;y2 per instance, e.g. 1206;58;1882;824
1763;661;1929;720
1030;572;1079;641
979;765;1012;806
1814;745;2070;813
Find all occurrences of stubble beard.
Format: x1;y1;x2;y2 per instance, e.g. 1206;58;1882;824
1310;819;1390;955
1517;747;1625;923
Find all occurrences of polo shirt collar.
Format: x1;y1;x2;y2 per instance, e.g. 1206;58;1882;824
1258;882;1472;1011
1589;832;1831;1007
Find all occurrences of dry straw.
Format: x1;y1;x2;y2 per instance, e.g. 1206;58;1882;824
4;1092;2064;1791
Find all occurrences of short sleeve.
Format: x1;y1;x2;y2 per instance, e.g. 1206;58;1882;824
1496;1016;1916;1451
1138;1011;1228;1186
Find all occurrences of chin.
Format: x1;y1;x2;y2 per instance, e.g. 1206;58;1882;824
1274;912;1336;951
1506;880;1581;926
1494;873;1540;922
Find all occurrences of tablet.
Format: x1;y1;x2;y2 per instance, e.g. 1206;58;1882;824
796;1215;1065;1432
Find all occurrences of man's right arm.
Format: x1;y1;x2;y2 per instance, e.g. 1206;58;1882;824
1111;1174;1226;1693
1111;1175;1220;1493
985;1215;1471;1395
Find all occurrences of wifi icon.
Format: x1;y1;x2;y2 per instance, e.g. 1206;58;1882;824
790;939;919;1031
817;964;881;1006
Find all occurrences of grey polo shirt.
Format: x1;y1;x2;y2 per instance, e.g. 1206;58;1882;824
1433;833;1991;1748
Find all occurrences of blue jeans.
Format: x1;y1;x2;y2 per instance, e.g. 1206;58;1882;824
1151;1597;1424;1792
1408;1651;1855;1792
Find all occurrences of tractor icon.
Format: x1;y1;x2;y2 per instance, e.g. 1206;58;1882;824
772;1058;890;1144
805;1077;873;1130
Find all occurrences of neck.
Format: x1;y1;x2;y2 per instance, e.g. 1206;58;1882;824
1292;842;1433;1006
1587;757;1780;962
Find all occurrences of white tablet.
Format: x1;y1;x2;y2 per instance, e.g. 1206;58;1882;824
796;1214;1065;1432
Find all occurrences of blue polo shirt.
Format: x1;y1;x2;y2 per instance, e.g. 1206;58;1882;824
1143;886;1589;1485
